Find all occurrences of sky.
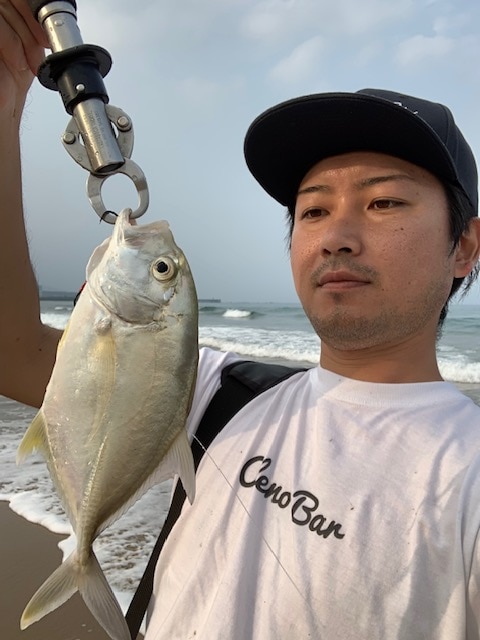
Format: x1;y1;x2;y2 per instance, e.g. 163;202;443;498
20;0;480;304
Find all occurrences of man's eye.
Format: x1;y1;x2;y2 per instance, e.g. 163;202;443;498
371;199;402;210
302;208;326;219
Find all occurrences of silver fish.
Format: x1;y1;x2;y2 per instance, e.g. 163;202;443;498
17;209;198;640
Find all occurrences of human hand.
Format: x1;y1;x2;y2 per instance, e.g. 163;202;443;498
0;0;49;121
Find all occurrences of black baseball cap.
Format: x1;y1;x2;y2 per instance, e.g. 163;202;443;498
244;88;478;214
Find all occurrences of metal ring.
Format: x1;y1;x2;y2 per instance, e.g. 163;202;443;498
62;104;135;172
86;158;149;224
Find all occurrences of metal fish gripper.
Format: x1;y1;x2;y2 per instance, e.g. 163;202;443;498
28;0;149;223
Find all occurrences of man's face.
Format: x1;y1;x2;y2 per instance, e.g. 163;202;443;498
290;151;457;351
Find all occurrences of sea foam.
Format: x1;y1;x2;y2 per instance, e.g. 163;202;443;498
223;308;252;318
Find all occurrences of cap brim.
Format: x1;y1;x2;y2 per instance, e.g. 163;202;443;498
244;92;459;207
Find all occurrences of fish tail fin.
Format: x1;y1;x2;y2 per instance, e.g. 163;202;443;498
20;551;79;629
78;550;130;640
21;549;130;640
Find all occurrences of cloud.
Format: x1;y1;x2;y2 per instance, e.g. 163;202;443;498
269;36;326;84
433;13;470;37
77;1;150;49
240;0;300;42
351;43;383;69
337;0;414;36
241;0;414;44
395;34;455;68
77;0;248;52
175;76;224;114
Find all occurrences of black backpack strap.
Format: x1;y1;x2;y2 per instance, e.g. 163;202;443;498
126;359;305;638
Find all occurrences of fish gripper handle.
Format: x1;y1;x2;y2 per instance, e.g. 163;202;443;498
28;0;76;20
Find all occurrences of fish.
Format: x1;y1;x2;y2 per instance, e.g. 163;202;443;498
16;209;198;640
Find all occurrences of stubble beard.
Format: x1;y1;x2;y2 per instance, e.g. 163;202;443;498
305;282;450;352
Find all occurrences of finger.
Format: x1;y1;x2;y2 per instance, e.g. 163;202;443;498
0;0;47;73
10;0;49;48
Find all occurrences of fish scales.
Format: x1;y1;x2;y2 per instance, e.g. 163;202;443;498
17;210;198;640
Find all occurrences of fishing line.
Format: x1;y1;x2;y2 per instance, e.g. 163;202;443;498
191;434;312;608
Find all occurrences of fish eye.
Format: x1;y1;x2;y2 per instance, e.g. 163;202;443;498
152;256;178;281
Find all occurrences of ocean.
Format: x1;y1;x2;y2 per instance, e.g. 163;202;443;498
35;299;480;380
1;299;480;618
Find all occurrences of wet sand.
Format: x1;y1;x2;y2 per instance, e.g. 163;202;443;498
0;501;143;640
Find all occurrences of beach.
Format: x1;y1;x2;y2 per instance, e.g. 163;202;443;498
0;501;144;640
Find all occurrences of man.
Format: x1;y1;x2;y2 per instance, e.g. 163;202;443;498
1;2;480;639
142;96;480;638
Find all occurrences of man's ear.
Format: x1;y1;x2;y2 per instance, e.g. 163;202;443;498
454;218;480;278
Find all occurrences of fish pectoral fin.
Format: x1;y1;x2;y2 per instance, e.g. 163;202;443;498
57;318;71;352
16;411;48;464
21;551;79;629
155;429;196;505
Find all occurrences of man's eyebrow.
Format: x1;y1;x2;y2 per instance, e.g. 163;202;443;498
356;174;416;189
297;173;416;197
297;183;332;196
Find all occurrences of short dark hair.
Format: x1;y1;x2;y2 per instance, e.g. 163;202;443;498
285;181;479;328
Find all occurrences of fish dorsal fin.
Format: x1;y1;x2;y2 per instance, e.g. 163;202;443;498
86;237;111;280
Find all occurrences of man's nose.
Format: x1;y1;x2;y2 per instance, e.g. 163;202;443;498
319;210;363;257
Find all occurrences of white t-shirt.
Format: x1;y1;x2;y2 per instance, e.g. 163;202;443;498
144;347;480;640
